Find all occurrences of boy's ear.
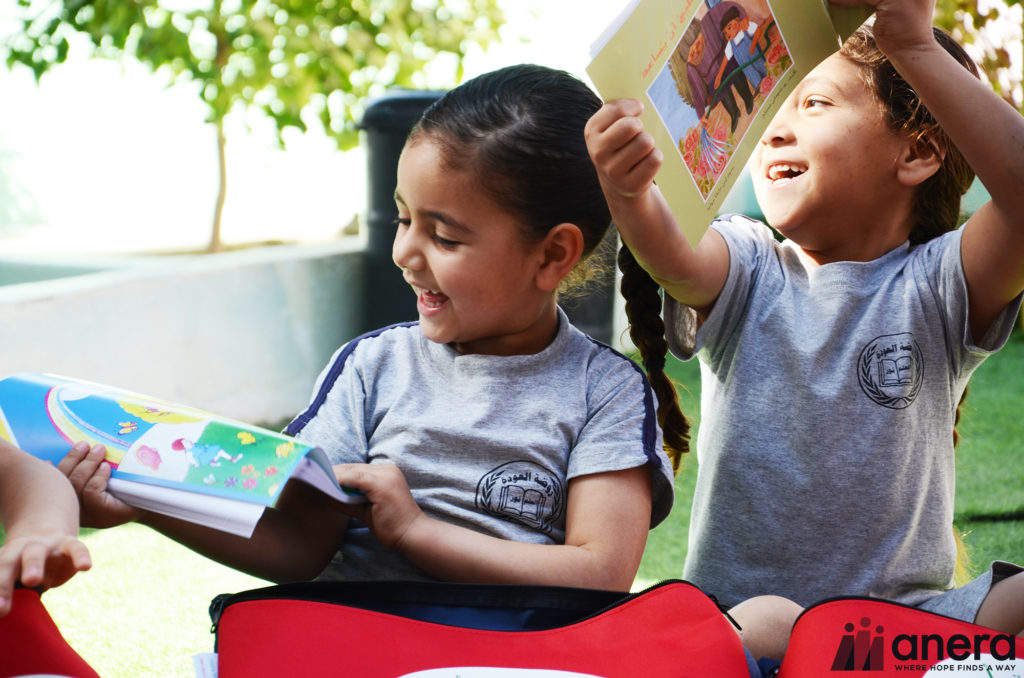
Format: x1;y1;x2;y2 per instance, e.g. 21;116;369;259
897;136;944;187
535;223;585;292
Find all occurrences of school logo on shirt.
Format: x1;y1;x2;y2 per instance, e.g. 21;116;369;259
476;461;564;535
857;333;924;409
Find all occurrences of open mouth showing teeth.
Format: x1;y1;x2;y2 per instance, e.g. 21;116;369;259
767;163;805;182
420;289;448;308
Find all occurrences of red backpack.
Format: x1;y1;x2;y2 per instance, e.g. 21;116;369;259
778;596;1024;677
211;579;757;678
0;588;99;678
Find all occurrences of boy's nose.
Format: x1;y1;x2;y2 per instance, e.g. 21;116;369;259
761;112;794;146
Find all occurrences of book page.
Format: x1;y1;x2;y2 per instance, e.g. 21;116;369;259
587;0;870;247
108;477;266;538
0;372;338;508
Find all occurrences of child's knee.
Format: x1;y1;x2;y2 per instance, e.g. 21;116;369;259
729;595;804;661
977;571;1024;636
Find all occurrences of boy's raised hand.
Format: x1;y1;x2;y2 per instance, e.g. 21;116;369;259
584;99;663;202
58;442;141;529
829;0;936;56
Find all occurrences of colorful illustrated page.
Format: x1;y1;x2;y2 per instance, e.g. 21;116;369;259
0;373;315;506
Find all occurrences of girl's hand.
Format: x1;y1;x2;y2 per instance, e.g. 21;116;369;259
332;463;425;549
0;531;91;616
584;99;663;201
57;442;141;528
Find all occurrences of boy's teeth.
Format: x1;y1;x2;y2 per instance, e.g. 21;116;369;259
769;163;803;181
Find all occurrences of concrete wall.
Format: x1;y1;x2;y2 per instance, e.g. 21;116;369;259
0;238;366;427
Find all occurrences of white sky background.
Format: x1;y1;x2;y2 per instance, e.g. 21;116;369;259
0;0;631;256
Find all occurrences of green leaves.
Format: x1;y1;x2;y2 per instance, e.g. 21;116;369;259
3;0;505;149
933;0;1023;112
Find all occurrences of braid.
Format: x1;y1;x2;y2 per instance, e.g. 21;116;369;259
953;384;971;583
617;244;690;472
952;384;967;448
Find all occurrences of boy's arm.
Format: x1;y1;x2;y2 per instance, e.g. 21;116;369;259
584;99;730;317
715;53;730;89
0;439;91;615
856;0;1024;338
59;442;348;583
751;21;768;53
334;464;652;591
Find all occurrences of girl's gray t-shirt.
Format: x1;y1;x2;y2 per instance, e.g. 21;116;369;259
288;309;675;581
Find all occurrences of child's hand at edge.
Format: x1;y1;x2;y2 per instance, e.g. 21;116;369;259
332;463;425;551
58;442;141;529
0;529;92;616
584;99;663;202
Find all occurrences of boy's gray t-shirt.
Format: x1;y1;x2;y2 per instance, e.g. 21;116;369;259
287;309;675;582
665;215;1022;608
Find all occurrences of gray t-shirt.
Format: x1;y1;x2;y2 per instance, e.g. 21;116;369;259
665;215;1022;608
287;308;675;581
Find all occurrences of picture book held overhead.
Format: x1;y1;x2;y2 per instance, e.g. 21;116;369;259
587;0;872;247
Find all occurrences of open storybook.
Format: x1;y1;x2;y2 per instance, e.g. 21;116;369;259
0;373;364;538
587;0;872;247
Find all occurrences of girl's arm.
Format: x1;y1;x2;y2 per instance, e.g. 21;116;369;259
585;99;730;317
0;439;91;616
59;442;348;583
334;463;653;591
850;0;1024;338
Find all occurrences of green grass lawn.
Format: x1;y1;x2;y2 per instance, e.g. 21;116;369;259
6;328;1023;677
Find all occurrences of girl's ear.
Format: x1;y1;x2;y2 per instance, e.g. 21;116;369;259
897;136;944;187
535;223;585;292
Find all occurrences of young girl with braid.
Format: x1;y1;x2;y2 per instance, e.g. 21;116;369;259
587;0;1024;636
62;64;675;593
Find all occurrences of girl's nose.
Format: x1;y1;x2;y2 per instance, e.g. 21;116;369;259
392;223;425;272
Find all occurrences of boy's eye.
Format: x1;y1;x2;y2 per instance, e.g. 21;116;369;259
803;97;830;109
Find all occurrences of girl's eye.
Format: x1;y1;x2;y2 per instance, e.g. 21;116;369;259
393;217;411;229
432;234;460;249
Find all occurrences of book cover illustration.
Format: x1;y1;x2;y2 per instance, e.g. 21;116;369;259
0;372;326;509
646;0;792;201
588;0;871;247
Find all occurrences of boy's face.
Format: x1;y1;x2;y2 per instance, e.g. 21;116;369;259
391;138;555;356
750;54;915;261
723;18;742;41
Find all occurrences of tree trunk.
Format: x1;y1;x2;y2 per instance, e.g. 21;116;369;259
209;118;227;253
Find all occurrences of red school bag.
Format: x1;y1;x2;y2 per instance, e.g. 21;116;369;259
0;587;99;678
777;596;1024;677
210;579;756;678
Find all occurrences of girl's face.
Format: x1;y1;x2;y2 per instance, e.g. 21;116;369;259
751;54;915;262
391;138;559;356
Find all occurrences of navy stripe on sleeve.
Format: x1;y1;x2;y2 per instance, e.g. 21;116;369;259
285;322;418;437
584;336;663;471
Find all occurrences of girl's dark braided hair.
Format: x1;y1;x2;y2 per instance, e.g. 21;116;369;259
618;246;689;472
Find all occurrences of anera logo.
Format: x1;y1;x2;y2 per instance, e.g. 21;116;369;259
831;617;886;671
